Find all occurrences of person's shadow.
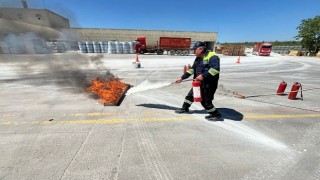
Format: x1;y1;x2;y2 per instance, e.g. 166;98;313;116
136;103;243;121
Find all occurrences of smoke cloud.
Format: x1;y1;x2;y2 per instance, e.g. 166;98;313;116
0;1;110;96
1;53;116;95
1;33;50;54
50;54;115;93
0;29;82;54
49;3;80;28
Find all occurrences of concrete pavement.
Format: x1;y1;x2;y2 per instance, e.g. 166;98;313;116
0;53;319;179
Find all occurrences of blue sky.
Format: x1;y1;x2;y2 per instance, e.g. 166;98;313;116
1;0;319;43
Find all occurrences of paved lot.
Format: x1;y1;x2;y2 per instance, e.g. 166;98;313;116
0;53;320;180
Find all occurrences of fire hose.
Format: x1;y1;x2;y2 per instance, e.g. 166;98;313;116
234;87;320;99
173;80;320;101
171;79;193;84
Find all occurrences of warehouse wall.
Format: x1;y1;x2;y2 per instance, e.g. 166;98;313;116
0;8;70;29
46;10;70;29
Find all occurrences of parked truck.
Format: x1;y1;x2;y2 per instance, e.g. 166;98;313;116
252;42;272;56
135;36;191;55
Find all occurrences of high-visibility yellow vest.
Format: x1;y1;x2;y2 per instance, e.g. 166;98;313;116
204;52;219;76
203;52;217;62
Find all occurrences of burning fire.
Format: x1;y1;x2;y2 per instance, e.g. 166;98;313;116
86;78;129;105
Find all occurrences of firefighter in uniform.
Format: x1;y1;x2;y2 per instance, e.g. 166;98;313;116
175;41;222;121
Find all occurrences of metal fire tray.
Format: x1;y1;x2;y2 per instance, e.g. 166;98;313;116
103;84;131;106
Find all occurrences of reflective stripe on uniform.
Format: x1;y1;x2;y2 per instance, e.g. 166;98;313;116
206;107;216;113
187;69;194;75
208;68;219;76
184;99;193;105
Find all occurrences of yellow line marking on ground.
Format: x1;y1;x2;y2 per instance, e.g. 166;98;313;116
0;116;192;126
0;114;319;126
41;119;126;125
42;117;192;125
1;114;16;118
65;112;121;117
64;111;163;117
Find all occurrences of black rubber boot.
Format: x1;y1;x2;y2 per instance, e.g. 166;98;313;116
175;108;189;114
205;110;222;121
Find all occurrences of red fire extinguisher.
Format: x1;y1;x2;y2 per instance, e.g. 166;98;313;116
288;82;303;100
192;80;202;102
276;81;287;95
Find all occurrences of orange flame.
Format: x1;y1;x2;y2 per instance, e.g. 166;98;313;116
86;78;129;105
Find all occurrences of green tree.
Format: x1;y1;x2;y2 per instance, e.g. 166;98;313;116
295;16;320;55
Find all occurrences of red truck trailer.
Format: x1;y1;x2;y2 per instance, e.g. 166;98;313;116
253;42;272;56
135;36;191;55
